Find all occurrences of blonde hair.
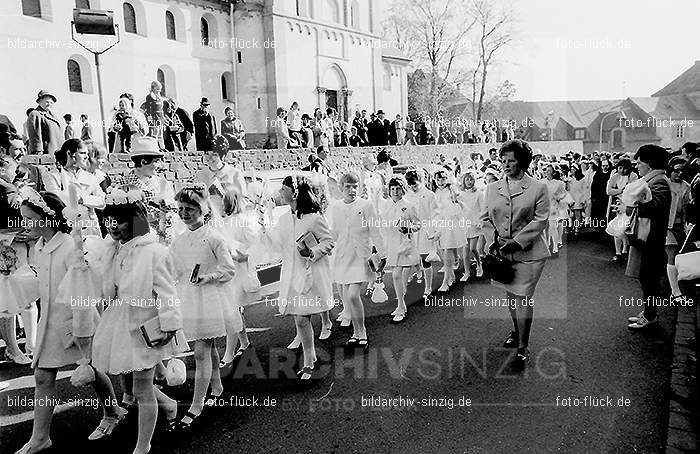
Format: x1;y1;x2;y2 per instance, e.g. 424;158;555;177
222;183;245;216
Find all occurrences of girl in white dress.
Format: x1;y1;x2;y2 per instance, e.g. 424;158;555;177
259;176;335;379
606;160;638;261
328;172;386;350
457;171;485;281
568;165;589;235
215;184;255;376
195;135;247;218
383;177;421;323
544;165;569;253
16;191;123;454
170;183;237;428
404;169;437;297
92;189;182;454
432;170;465;292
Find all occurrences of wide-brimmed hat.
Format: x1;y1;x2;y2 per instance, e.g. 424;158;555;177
36;89;57;103
129;136;164;158
200;97;210;106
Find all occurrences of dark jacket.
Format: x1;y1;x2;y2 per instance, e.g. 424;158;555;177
193;108;216;151
0;179;22;230
27;107;62;154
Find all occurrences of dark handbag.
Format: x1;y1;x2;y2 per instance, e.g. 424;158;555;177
482;219;515;284
624;207;650;245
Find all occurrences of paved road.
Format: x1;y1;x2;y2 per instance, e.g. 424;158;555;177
0;232;675;454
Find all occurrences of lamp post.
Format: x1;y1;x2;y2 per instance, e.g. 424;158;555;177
71;8;120;147
598;109;626;154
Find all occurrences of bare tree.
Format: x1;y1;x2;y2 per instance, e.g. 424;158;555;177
383;0;476;118
467;0;514;122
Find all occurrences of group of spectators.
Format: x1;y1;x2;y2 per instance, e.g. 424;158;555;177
0;84;248;156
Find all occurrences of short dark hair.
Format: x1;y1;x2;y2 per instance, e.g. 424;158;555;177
120;93;135;107
681;142;699;158
377;149;390;164
55;138;84;167
405;169;422;185
64;114;72;121
616;158;633;173
499;139;533;171
102;200;150;238
634;144;668;170
132;155;159;167
212;135;229;158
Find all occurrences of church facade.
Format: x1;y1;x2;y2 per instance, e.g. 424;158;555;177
0;0;409;148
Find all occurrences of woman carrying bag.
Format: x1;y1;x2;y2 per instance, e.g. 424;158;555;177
480;140;550;370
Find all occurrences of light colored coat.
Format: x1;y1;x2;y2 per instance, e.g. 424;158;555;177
261;211;335;315
481;174;551;262
31;231;100;368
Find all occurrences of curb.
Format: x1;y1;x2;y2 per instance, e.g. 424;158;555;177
664;289;699;454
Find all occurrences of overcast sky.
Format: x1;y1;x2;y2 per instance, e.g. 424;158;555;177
492;0;700;101
385;0;699;102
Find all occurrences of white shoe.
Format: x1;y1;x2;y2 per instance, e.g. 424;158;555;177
628;315;658;330
88;407;128;440
459;274;470;282
391;312;406;323
319;326;332;340
627;311;644;323
5;352;32;365
475;265;483;278
438;282;450;292
339;319;351;328
336;312;349;322
287;336;302;349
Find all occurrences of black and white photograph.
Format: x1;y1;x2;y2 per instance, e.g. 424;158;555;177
0;0;699;453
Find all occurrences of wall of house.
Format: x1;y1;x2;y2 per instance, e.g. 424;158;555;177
1;0;233;142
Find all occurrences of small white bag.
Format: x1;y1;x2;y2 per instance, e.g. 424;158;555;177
165;358;187;386
605;213;630;239
675;228;700;281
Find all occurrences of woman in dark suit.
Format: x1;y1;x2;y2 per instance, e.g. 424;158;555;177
481;140;550;369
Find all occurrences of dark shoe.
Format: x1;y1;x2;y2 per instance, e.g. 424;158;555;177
357;338;369;353
511;348;529;371
297;366;314;380
345;337;359;348
502;331;518;348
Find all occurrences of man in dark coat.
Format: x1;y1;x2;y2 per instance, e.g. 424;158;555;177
192;97;216;151
352;110;368;146
27;90;62;154
377;110;391;146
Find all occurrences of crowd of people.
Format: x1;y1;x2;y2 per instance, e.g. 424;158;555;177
1;104;699;453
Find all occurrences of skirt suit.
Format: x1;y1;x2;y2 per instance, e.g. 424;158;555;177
261;211;335;316
481;175;550;297
328;198;386;284
170;224;239;340
31;232;100;369
92;233;184;375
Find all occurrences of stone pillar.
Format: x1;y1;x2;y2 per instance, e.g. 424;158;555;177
341;88;353;122
316;86;327;109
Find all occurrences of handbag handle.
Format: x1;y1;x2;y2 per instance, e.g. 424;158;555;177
487;217;504;259
678;224;696;255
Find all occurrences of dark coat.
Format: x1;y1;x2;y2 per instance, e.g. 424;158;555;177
193;108;216;151
625;171;671;279
0;179;22;230
27;107;62;154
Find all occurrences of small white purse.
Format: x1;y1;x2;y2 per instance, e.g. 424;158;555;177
675;226;700;281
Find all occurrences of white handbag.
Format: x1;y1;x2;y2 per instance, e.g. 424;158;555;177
675;226;700;281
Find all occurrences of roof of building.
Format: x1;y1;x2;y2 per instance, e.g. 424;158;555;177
381;44;411;62
496;99;620;128
628;94;700;118
652;61;700;96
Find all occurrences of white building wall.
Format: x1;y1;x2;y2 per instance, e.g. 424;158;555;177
0;0;231;144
